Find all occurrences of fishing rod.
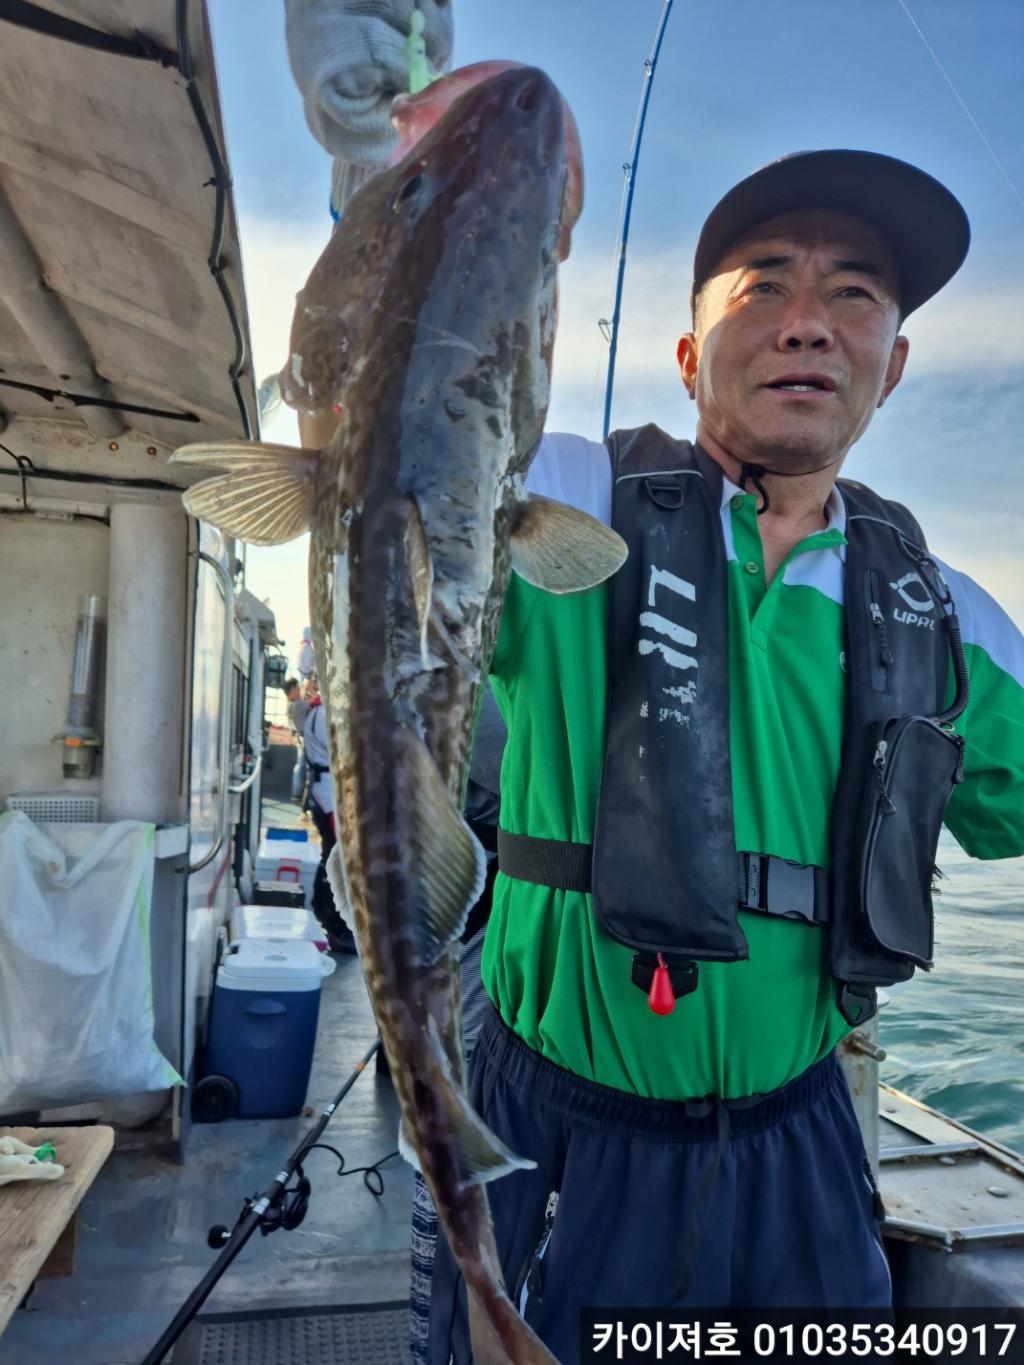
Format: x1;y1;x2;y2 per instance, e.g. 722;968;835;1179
139;1036;385;1365
602;0;675;440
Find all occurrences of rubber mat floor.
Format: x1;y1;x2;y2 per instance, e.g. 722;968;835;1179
171;1302;410;1365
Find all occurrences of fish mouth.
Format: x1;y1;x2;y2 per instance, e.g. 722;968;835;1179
390;62;583;260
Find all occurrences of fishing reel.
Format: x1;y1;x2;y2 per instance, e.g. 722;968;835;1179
206;1165;311;1248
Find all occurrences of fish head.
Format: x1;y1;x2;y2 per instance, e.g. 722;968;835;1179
390;60;583;255
386;64;582;470
282;64;582;427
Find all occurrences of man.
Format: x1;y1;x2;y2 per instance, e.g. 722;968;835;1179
302;685;358;954
282;677;310;803
424;151;1024;1361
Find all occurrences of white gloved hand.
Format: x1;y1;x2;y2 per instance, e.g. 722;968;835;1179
0;1136;64;1186
285;0;454;168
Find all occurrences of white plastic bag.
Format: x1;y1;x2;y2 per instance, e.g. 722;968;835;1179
0;812;182;1110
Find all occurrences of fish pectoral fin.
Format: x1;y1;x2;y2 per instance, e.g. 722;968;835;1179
401;497;434;667
427;1018;536;1187
401;727;487;963
511;493;628;594
450;1086;536;1187
171;441;318;546
326;847;356;931
398;1115;422;1172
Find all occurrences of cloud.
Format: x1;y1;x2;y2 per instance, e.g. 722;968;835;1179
546;243;1024;435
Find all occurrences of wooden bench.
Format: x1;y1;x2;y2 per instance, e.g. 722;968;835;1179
0;1124;114;1334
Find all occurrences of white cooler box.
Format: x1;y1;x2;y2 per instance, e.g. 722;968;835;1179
230;905;328;953
253;836;320;908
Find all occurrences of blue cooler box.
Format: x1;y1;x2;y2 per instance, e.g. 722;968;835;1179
206;939;322;1118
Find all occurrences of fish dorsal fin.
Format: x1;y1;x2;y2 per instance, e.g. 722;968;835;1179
171;441;318;546
426;1017;536;1187
511;493;628;594
398;726;487;963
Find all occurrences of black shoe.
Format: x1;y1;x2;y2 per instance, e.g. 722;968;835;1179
327;926;358;956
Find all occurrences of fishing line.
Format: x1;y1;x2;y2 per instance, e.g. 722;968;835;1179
589;201;628;437
602;0;676;440
894;0;1024;217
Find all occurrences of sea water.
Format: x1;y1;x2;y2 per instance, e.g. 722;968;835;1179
880;829;1024;1153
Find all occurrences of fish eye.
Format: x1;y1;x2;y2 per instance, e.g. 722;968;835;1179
392;172;424;212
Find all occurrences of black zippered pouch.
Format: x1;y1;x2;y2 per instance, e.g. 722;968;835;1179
855;713;965;967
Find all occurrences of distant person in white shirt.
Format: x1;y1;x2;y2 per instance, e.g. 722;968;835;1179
297;626;315;681
302;692;357;954
282;678;310;803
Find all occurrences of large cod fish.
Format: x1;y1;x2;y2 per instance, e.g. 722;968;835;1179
173;64;625;1363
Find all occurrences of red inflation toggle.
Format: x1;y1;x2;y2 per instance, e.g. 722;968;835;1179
648;952;676;1016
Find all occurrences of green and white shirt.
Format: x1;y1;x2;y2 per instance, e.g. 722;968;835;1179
483;432;1024;1101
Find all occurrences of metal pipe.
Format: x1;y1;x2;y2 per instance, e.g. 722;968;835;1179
102;505;188;823
882;1216;954;1248
839;988;891;1179
879;1141;981;1163
228;755;262;795
956;1222;1024;1244
66;594;106;733
188;550;234;874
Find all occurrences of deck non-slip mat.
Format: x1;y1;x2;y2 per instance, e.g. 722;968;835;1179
170;1301;410;1364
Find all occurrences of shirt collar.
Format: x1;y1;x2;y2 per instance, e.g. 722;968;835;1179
721;473;847;537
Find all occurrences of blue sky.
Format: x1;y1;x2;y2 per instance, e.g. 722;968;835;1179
209;0;1024;661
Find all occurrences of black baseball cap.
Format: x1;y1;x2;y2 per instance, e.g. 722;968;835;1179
692;149;970;319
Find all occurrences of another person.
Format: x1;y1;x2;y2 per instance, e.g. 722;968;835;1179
282;677;310;803
297;626;316;682
303;687;358;954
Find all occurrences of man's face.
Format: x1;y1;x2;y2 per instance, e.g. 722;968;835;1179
678;210;909;471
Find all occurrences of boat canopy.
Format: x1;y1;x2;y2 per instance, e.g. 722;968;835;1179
0;0;257;503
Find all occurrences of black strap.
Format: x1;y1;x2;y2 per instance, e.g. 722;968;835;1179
498;830;830;924
496;830;593;895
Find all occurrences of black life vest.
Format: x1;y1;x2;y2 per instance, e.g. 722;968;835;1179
498;426;968;1025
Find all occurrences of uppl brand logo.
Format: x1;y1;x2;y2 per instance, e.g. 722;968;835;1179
890;571;936;631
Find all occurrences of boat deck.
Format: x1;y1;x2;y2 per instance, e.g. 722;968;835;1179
3;798;1021;1360
0;947;414;1365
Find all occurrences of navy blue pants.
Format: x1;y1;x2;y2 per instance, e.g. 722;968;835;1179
428;1010;890;1364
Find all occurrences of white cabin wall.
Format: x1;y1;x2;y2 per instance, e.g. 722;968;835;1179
0;513;109;802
